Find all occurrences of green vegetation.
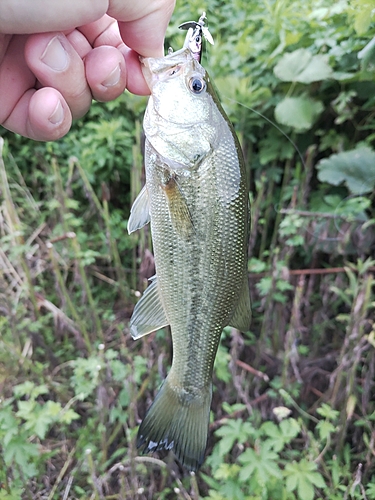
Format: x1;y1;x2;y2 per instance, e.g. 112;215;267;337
1;0;375;498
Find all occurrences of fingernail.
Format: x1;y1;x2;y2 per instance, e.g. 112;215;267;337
101;64;121;87
49;100;64;125
41;36;68;71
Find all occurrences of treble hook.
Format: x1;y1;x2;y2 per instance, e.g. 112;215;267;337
179;12;214;62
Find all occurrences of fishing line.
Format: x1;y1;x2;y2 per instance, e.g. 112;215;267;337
222;95;307;174
218;94;370;244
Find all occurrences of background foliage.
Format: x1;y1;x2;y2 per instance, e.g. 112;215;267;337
1;0;375;498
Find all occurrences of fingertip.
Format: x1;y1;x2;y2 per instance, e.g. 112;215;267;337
123;48;150;96
25;32;92;121
115;0;175;58
28;88;72;140
84;46;127;102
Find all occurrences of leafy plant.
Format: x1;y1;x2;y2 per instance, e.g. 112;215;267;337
316;146;375;194
284;459;326;500
0;0;375;497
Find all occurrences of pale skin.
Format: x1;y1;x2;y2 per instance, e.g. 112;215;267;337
0;0;176;140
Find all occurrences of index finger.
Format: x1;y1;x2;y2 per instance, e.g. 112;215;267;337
108;0;175;58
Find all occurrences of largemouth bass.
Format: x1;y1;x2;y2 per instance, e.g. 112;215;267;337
128;13;251;471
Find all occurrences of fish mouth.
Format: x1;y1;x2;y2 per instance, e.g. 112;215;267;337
141;46;203;91
141;46;191;73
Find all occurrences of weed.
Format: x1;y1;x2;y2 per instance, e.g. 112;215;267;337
1;0;375;497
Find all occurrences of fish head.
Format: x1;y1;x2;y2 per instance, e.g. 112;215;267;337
141;48;221;170
141;48;210;125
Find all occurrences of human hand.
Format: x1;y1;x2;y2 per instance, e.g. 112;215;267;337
0;0;175;140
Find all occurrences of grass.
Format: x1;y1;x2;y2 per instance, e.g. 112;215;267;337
1;3;375;493
1;127;375;498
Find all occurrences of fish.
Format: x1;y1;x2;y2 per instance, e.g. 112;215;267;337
127;13;251;472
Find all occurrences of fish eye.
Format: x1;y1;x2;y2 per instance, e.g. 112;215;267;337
188;76;206;94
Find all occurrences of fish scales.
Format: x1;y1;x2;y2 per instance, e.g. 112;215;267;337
127;16;251;471
147;139;246;386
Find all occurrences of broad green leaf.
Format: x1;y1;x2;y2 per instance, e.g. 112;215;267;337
284;459;326;500
70;356;102;399
16;400;36;420
316;146;375;194
261;419;300;452
317;402;340;418
0;486;25;500
17;401;60;439
13;381;36;398
358;37;375;70
275;96;323;132
210;465;246;500
259;130;295;165
274;49;333;83
316;420;335;440
238;443;282;484
332;71;357;81
204;490;226;500
297;476;315;500
3;436;39;470
13;382;48;399
286;469;298;491
214;419;256;455
221;402;246;415
279;418;301;440
0;407;19;447
366;483;375;497
214;345;231;383
256;276;272;296
44;400;63;417
61;408;80;425
350;0;375;34
248;257;268;274
260;423;283;452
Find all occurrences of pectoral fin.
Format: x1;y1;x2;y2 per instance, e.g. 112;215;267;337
128;185;151;234
229;274;252;332
130;276;169;339
160;174;194;240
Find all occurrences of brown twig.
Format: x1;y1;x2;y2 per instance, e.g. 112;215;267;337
236;359;269;382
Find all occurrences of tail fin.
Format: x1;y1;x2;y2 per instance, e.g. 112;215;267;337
137;376;212;471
